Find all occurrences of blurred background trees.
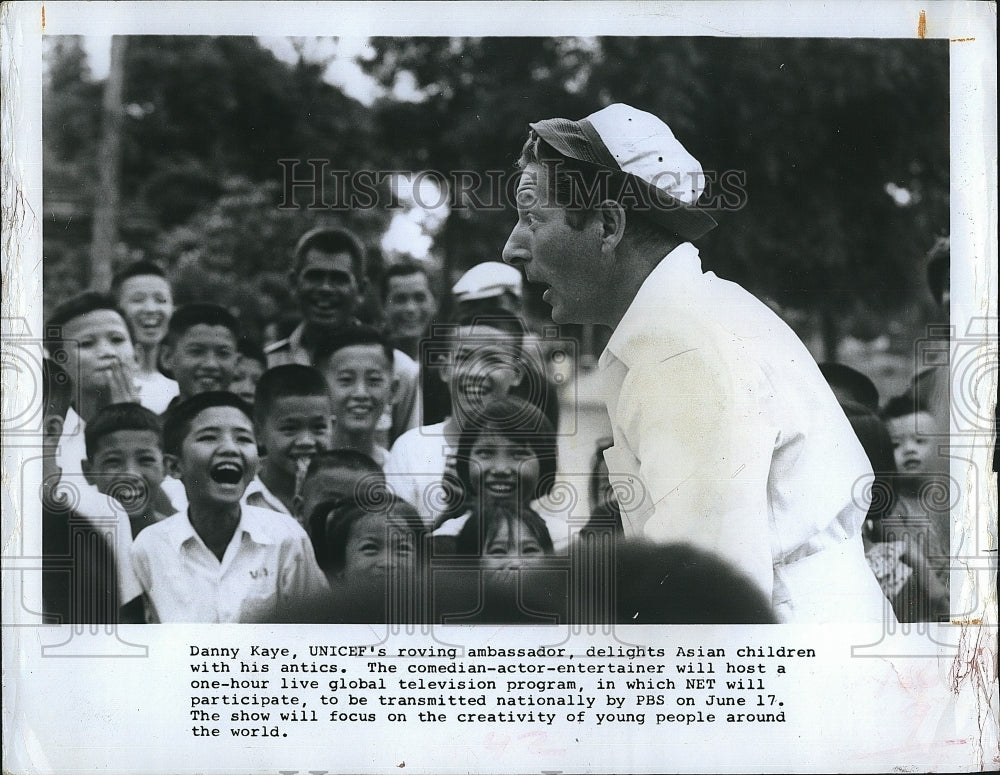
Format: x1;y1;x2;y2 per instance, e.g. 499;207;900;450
43;35;948;378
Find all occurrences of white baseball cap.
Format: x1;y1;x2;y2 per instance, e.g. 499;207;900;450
452;262;523;302
528;103;718;240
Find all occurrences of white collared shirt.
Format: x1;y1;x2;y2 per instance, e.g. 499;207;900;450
130;504;329;622
242;475;291;515
598;242;888;622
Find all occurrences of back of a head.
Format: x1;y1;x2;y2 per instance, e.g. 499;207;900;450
161;391;253;458
252;364;332;427
841;399;896;475
85;402;162;460
609;540;778;624
819;362;880;414
304;448;384;484
293;226;367;279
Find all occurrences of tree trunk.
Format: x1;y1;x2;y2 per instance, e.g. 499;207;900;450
89;36;127;290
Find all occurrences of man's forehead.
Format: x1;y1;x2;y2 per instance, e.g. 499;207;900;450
301;249;355;275
515;166;541;201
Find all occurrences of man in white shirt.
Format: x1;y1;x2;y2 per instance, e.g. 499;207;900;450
501;103;890;623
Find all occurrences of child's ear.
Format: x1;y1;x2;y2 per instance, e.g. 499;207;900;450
81;458;95;487
163;453;183;480
253;423;267;457
510;360;525;388
388;375;400;407
43;414;64;444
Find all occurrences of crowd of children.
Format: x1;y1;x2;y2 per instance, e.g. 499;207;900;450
38;228;958;625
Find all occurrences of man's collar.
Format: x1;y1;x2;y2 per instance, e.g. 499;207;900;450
600;242;701;370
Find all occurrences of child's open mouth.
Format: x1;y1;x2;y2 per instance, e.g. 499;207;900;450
210;461;244;484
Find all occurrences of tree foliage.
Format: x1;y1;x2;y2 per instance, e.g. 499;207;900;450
43;35;949;354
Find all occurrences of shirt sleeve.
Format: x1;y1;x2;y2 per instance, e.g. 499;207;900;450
390;351;421;444
612;344;776;599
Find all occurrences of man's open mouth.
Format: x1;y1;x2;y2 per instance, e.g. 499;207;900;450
210;461;244;484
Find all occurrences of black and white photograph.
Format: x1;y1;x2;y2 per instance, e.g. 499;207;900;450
2;2;996;773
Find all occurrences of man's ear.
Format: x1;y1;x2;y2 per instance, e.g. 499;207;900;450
81;457;95;487
597;200;627;251
292;493;304;521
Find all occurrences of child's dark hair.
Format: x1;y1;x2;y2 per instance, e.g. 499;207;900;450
304;449;385;484
252;364;332;428
42;358;73;421
445;313;526;350
309;492;425;575
292;226;367;279
609;540;778;624
45;291;133;353
85;402;162;460
312;324;394;368
237;336;266;367
819;362;880;413
446;397;557;522
163;302;240;345
161;391;254;457
881;392;929;422
454;500;554;557
110;260;170;297
841;399;898;537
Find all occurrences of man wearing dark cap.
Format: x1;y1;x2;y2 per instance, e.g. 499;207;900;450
503;104;890;623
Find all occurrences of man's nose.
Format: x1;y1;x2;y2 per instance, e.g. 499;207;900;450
501;225;529;267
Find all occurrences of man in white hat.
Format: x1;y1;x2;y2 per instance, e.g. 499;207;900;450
502;104;891;623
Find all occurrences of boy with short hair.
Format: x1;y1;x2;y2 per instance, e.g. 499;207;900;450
40;359;143;624
45;292;141;480
293;449;386;531
247;365;335;515
230;338;267;408
83;402;171;538
111;260;179;413
158;302;241;408
314;326;397;468
385;321;525;525
880;393;950;616
130;391;328;622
